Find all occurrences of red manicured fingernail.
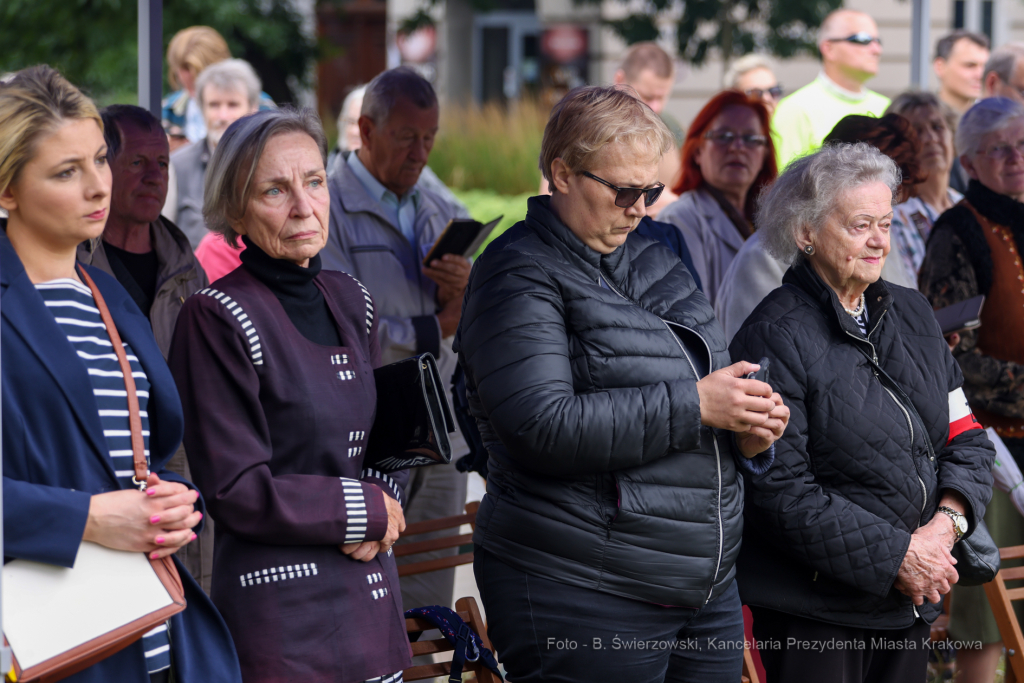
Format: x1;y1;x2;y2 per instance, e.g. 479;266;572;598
150;552;159;559
197;512;203;520
150;515;161;524
146;489;156;496
155;536;165;544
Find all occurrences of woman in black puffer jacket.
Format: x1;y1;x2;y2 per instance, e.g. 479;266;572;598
453;86;789;683
730;143;995;683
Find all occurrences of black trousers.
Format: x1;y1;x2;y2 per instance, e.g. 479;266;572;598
474;545;746;683
750;606;932;683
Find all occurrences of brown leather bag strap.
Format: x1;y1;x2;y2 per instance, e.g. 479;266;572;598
76;265;149;489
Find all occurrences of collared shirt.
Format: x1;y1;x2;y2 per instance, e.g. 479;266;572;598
347;152;420;245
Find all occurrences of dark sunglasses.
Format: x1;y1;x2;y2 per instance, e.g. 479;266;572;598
746;85;784;100
582;171;665;208
827;32;882;46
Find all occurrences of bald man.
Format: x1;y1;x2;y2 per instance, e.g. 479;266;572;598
771;9;891;168
982;43;1024;103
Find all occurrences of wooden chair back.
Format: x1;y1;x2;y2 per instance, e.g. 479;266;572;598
984;544;1024;683
403;595;501;683
741;647;759;683
395;501;479;577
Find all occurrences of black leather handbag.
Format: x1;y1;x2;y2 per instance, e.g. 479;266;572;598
953;519;1001;586
365;352;456;472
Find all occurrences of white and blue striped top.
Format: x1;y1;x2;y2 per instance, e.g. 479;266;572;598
36;278;171;674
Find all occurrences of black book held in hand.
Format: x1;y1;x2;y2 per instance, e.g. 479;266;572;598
422;215;503;266
932;294;985;336
365;353;456;472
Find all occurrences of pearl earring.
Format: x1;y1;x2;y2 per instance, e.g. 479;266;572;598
803;245;815;255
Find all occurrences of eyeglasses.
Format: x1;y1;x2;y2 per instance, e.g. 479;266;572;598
582;171;665;208
703;130;769;149
826;32;882;46
981;139;1024;161
746;86;784;100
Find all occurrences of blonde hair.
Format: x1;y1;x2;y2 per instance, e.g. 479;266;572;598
0;65;101;197
539;85;674;183
166;26;231;90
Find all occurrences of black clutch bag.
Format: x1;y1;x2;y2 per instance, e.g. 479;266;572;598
365;353;456;472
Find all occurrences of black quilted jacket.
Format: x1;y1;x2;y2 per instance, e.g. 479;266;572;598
730;261;995;628
453;196;741;608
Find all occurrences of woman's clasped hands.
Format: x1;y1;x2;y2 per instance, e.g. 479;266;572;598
83;472;202;559
341;490;406;562
696;360;790;457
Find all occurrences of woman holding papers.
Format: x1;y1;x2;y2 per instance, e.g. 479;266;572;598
0;67;241;682
169;107;412;683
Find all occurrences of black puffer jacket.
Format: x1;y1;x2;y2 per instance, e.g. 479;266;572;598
730;261;995;628
453;196;747;609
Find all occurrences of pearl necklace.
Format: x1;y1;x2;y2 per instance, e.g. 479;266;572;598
843;294;866;317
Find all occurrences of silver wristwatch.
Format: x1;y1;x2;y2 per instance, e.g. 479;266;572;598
938;506;968;542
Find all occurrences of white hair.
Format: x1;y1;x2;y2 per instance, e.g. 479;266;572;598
196;58;262;109
957;96;1024;158
336;85;366;153
723;54;775;90
757;143;901;265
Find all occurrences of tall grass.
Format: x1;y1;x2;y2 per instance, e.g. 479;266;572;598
431;98;548;195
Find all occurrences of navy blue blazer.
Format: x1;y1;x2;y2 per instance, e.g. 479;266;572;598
1;233;242;682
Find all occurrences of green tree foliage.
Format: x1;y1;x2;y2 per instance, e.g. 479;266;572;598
0;0;315;105
589;0;845;65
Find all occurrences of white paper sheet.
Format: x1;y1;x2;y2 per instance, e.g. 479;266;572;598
3;541;174;670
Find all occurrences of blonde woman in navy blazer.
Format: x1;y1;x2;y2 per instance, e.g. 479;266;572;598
0;66;242;683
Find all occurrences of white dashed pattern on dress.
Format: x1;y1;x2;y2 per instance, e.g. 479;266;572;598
200;288;263;365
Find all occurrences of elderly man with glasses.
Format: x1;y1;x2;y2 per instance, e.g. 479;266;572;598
771;9;890;169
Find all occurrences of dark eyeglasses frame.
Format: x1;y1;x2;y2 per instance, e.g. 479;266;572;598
582;171;665;208
745;85;784;100
827;32;882;46
703;130;769;149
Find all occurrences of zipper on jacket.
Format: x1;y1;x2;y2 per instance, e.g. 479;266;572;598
597;271;725;606
883;385;928;522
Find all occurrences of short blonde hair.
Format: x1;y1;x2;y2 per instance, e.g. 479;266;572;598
723;54;775;89
166;26;231;90
539;85;674;183
0;65;101;197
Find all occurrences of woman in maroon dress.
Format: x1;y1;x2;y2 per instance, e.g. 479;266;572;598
169;108;411;683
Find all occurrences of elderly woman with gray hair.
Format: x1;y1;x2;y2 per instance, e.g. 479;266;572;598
168;107;411;683
730;143;995;683
919;96;1024;683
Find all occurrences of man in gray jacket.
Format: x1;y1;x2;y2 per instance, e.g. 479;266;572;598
77;104;212;592
323;67;470;614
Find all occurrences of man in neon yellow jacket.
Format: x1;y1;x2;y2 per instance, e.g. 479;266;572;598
771;9;890;169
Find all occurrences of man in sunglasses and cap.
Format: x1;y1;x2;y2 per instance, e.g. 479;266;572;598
771;9;890;169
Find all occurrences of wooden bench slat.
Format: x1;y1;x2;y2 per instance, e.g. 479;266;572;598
393;533;475;557
398;552;474;577
403;513;475;536
404;663;452;680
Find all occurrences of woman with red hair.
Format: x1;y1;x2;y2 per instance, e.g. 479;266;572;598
659;91;778;306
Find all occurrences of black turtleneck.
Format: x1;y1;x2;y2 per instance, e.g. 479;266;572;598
240;237;342;347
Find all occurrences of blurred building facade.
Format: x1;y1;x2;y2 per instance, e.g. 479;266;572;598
317;0;1016;129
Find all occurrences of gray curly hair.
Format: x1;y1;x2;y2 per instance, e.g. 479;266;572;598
757;143;901;265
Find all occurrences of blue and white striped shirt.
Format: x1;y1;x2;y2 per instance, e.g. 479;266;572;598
36;278;171;674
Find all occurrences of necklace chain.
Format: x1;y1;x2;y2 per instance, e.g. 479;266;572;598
843;294;866;317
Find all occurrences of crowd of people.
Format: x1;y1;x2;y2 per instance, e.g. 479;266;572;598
3;9;1024;683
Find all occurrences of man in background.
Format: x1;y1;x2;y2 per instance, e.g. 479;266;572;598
982;42;1024;102
934;30;990;114
77;105;211;591
324;67;470;615
163;58;261;248
771;9;890;168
